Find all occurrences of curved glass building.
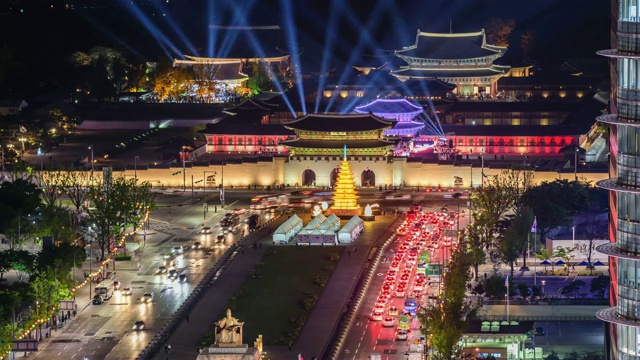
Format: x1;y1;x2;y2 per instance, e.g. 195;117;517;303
597;1;640;359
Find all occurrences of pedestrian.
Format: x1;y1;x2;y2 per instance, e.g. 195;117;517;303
259;243;262;249
353;247;357;252
167;344;172;353
484;273;487;279
186;314;190;323
164;345;168;354
289;343;292;351
348;251;351;257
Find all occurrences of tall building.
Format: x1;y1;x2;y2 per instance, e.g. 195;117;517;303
595;1;640;359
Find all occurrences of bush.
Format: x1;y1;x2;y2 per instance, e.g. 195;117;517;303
114;254;131;261
312;276;328;287
330;253;341;262
322;264;335;272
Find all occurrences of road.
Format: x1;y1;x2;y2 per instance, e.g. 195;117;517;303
27;190;269;360
341;197;470;360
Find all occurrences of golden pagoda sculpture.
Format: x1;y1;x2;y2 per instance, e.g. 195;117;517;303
328;146;362;218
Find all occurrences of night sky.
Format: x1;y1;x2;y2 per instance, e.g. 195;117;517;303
0;0;610;96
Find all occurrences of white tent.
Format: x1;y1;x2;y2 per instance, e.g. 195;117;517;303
304;214;327;231
297;228;337;246
338;216;364;243
273;214;303;244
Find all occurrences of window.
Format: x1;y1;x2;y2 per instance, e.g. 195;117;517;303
238;138;243;145
217;138;223;145
247;138;253;145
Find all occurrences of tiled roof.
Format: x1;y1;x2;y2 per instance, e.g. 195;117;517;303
280;139;394;149
439;125;582;136
355;99;423;115
284;113;394;132
200;123;296;136
393;66;508;79
395;30;504;60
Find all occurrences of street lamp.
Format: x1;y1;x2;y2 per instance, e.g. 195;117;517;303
88;144;94;172
541;279;546;294
134;155;140;183
574;147;579;181
221;162;226;208
181;147;187;191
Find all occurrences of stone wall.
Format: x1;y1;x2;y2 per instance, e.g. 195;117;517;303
83;158;608;189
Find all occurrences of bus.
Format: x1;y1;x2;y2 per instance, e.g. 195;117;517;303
94;279;119;299
250;194;289;210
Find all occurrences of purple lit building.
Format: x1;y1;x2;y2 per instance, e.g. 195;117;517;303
354;99;425;136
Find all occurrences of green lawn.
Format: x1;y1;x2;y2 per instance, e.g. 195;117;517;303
200;246;343;347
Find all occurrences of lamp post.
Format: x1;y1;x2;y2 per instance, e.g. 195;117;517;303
182;148;187;191
572;226;576;249
221;162;225;208
134;155;140;183
574;147;579;181
88;144;94;172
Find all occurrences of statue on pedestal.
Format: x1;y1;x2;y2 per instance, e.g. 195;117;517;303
214;309;244;347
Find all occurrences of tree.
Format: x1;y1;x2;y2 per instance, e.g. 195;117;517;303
578;186;608;274
535;248;553;272
35;170;66;209
418;247;479;360
590;275;610;299
499;207;534;277
524;180;588;247
61;169;91;216
37;241;86;274
520;31;536;61
85;172;156;261
561;280;586;298
0;251;11;280
0;178;42;247
33;205;76;244
466;224;486;281
6;249;35;282
485;17;516;47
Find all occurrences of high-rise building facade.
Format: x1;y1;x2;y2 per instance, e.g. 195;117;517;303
596;1;640;360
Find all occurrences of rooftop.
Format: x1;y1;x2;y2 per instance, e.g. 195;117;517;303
284;113;395;132
280;138;394;149
395;30;505;60
354;98;423;115
393;66;509;79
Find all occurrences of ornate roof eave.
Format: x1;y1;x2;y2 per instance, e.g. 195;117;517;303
395;52;503;64
596;307;640;327
179;54;290;64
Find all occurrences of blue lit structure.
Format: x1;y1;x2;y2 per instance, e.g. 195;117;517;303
354;99;425;136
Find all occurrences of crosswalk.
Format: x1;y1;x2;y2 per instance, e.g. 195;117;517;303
148;222;184;232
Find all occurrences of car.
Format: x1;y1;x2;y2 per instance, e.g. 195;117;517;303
232;208;246;215
156;266;168;275
133;320;145;331
178;274;188;282
92;295;104;305
192;241;202;250
201;227;212;234
396;330;408;340
370;313;384;321
172;246;184;254
168;269;179;280
121;287;132;296
382;317;395;327
141;292;154;303
388;306;399;317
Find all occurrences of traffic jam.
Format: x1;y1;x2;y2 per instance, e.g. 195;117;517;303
369;205;460;345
